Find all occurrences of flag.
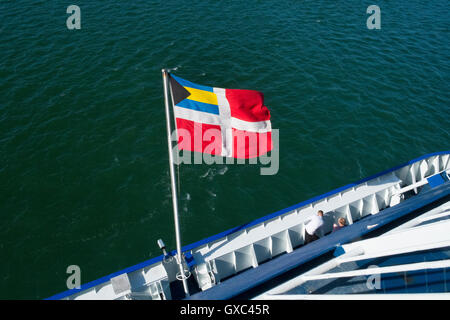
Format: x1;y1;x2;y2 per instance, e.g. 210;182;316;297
169;74;272;159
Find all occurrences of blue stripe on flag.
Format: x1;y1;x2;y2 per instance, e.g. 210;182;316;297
170;74;214;92
176;99;219;115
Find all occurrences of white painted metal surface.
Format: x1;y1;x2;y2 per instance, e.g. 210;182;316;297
256;200;450;299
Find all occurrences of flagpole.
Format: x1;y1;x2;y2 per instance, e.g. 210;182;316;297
162;69;190;297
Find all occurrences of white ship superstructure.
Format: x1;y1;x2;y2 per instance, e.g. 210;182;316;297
47;151;450;300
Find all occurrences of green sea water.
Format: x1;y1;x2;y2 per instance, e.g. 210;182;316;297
0;1;449;299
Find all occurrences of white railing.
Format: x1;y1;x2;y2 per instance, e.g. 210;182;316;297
192;153;450;290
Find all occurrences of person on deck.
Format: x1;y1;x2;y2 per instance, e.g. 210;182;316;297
333;217;347;232
304;210;324;244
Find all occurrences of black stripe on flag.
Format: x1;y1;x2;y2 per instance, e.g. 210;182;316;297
169;74;191;105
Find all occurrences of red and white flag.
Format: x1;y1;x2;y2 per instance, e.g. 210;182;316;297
169;74;272;159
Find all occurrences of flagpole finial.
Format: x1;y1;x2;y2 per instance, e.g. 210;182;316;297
163;67;179;74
